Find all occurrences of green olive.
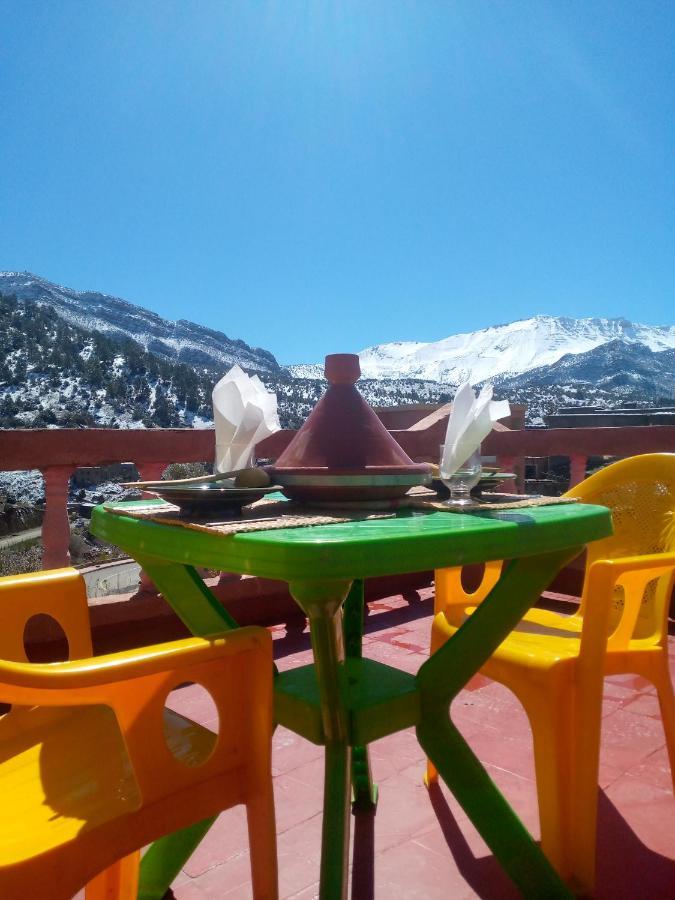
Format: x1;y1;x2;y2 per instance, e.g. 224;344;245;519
233;467;271;488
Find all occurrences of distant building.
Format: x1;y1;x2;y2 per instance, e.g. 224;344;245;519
375;403;527;431
544;406;675;428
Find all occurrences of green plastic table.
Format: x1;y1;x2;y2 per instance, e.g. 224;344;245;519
91;499;612;899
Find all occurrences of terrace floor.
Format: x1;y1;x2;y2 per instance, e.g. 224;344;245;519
155;588;675;899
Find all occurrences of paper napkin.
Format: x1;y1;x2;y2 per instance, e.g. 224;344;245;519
441;383;510;477
212;365;280;472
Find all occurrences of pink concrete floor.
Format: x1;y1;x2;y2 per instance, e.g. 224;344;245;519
164;588;675;899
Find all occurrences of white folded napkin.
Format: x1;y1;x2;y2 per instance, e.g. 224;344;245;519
212;365;280;472
441;383;510;477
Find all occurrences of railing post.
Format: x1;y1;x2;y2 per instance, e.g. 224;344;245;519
40;465;75;569
569;453;588;489
135;462;168;593
136;462;167;485
496;455;519;494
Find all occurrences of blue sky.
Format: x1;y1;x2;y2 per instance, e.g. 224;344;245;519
1;1;673;365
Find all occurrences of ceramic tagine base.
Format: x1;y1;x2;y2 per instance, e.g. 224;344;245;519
272;468;428;503
267;354;431;503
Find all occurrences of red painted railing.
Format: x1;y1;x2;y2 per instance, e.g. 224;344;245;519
2;422;675;570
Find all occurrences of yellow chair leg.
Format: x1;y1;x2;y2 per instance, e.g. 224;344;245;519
246;787;279;900
85;851;140;900
424;622;447;787
528;690;575;883
527;678;602;897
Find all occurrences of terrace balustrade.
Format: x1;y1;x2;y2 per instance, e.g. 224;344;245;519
2;421;675;572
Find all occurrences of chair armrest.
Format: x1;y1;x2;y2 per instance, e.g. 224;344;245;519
589;551;675;576
580;552;675;656
0;627;270;703
1;627;274;804
434;561;504;623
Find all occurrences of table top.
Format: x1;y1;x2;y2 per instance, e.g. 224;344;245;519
91;500;612;583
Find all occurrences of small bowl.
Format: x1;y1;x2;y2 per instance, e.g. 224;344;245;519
149;482;279;517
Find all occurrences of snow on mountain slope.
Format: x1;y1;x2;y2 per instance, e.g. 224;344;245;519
355;316;675;384
0;272;279;374
286;316;675;385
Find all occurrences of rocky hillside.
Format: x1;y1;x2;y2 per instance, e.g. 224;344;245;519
0;292;217;428
0;291;454;430
0;272;279;375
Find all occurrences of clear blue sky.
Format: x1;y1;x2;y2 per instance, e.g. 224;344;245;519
1;1;673;365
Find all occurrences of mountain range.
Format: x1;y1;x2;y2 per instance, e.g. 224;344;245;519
0;271;673;429
290;315;675;384
0;272;278;375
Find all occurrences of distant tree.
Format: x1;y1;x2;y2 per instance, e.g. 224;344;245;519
11;359;27;385
152;387;173;427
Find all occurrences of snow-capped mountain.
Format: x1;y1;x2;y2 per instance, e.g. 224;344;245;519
1;270;673;430
0;272;279;375
289;316;675;385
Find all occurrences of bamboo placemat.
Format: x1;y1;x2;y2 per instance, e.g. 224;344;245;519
103;498;397;536
402;488;579;513
104;491;577;538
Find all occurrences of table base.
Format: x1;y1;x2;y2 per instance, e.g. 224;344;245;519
134;551;577;900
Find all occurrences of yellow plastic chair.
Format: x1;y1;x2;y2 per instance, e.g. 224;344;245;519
427;453;675;895
0;568;278;900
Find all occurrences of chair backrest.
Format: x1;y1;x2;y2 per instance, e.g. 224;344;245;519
0;568;93;665
566;453;675;641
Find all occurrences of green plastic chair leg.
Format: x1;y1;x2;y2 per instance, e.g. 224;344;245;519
351;744;378;810
136;559;239;633
343;579;378;809
138;816;217;900
418;714;571;899
320;743;352;900
343;578;365;658
416;548;581;897
289;579;354;900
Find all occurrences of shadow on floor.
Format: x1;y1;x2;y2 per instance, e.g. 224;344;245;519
384;782;675;900
425;784;519;899
351;807;376;899
595;790;675;898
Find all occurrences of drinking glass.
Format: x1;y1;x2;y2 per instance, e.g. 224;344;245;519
439;445;482;506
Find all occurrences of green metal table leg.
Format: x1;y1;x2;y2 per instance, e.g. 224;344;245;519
343;579;378;810
134;560;239;898
289;579;354;900
416;548;581;898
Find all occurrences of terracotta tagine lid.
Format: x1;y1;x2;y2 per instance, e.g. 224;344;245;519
267;354;431;502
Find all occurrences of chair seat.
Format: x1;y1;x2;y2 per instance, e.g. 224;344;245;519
436;611;583;669
0;704;214;866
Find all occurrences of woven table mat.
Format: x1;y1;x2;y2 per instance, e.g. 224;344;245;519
103;498;397;536
104;491;577;538
402;488;579;512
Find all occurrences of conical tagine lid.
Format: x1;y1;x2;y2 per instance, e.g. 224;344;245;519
269;354;431;502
